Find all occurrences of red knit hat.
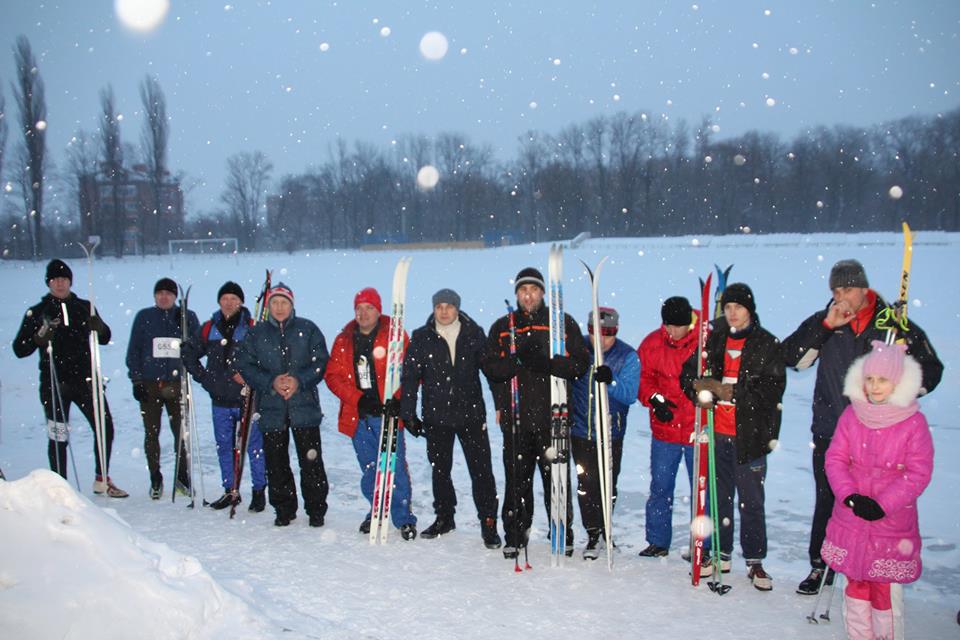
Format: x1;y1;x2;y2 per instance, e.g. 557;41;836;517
354;287;382;313
266;283;294;305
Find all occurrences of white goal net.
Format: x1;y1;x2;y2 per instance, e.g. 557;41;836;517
168;238;239;255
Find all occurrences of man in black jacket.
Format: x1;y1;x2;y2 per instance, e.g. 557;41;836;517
13;259;128;497
782;259;942;595
401;288;501;549
482;267;590;559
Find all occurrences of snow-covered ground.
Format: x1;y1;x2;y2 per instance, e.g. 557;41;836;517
1;233;957;639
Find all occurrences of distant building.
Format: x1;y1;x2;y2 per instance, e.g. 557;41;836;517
79;164;185;254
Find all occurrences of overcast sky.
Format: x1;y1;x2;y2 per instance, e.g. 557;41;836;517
2;1;959;216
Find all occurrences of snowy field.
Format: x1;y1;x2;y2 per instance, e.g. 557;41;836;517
1;232;958;639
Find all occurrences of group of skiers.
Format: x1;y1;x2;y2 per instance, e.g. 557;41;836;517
14;255;942;640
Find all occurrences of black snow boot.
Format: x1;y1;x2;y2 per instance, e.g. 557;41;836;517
248;489;266;513
420;516;455;539
400;523;417;541
209;491;240;510
582;529;602;561
797;566;834;595
481;517;502;549
274;511;297;527
309;514;324;528
359;517;371;535
638;543;669;558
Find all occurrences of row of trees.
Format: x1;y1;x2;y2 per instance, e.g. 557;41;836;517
244;107;959;252
0;36;174;258
2;32;958;257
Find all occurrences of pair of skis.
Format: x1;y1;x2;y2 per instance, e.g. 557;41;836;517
369;257;412;544
876;222;913;344
79;236;110;492
582;257;615;571
228;270;273;519
690;264;733;594
173;285;205;507
547;245;571;566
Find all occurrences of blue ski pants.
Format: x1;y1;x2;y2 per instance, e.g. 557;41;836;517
645;438;695;549
212;405;266;491
353;415;416;527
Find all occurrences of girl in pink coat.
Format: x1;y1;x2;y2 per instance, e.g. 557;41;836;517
821;340;934;640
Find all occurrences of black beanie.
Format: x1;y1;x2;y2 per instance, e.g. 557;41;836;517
45;259;72;284
661;296;693;326
217;281;245;303
154;277;178;296
514;267;546;292
720;283;756;316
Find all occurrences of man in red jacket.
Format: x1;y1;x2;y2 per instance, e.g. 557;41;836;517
636;296;697;557
324;287;417;540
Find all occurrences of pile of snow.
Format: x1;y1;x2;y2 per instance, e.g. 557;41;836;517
0;470;269;639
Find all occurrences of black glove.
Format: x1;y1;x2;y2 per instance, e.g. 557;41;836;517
132;381;148;403
357;395;383;418
844;494;886;521
33;317;61;346
649;393;677;423
383;398;401;418
88;313;105;334
404;416;424;438
594;365;613;384
517;340;550;374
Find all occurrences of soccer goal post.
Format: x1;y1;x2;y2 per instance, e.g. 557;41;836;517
168;238;239;255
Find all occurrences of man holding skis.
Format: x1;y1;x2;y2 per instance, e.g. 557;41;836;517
482;267;590;559
782;259;942;595
126;277;199;499
182;281;267;513
14;259;128;497
325;287;418;540
400;288;501;548
570;306;639;559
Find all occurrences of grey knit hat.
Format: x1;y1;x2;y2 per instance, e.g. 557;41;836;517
432;288;461;310
829;259;869;289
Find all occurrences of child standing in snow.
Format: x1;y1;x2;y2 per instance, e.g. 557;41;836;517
821;340;934;640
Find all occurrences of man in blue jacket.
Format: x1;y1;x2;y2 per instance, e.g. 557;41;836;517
400;288;501;549
235;283;330;528
570;307;639;559
126;277;199;499
183;281;268;512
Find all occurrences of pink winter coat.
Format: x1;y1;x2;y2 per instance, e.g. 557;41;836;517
820;352;934;584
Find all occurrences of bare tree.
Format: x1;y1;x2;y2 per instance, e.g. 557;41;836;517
99;85;126;256
11;36;46;257
65;128;99;237
0;85;8;187
222;151;272;251
140;74;168;253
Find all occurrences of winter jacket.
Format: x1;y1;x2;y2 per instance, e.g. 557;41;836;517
781;292;942;439
681;317;785;465
234;310;329;431
637;322;698;445
126;305;200;382
325;317;408;438
571;336;639;441
821;352;933;584
482;302;590;434
182;307;253;408
13;293;111;385
400;311;488;428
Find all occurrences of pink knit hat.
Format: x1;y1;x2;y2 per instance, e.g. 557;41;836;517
862;340;907;384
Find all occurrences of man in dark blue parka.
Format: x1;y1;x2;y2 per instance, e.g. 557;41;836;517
235;283;330;527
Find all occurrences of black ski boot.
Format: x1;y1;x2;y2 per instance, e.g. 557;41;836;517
359;517;371;534
421;516;455;539
209;491;240;510
481;517;502;549
309;514;324;528
582;529;602;561
796;566;834;595
274;511;297;527
248;489;266;513
400;523;417;541
638;543;669;558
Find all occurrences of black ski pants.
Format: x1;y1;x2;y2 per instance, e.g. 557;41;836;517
501;425;574;548
261;423;328;519
809;434;835;569
571;435;624;534
138;381;189;487
41;377;114;479
706;434;768;563
425;421;498;521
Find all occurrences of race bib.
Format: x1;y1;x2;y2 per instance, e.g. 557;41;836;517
153;337;181;358
357;355;373;390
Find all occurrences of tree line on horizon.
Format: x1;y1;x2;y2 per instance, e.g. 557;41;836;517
1;35;958;258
